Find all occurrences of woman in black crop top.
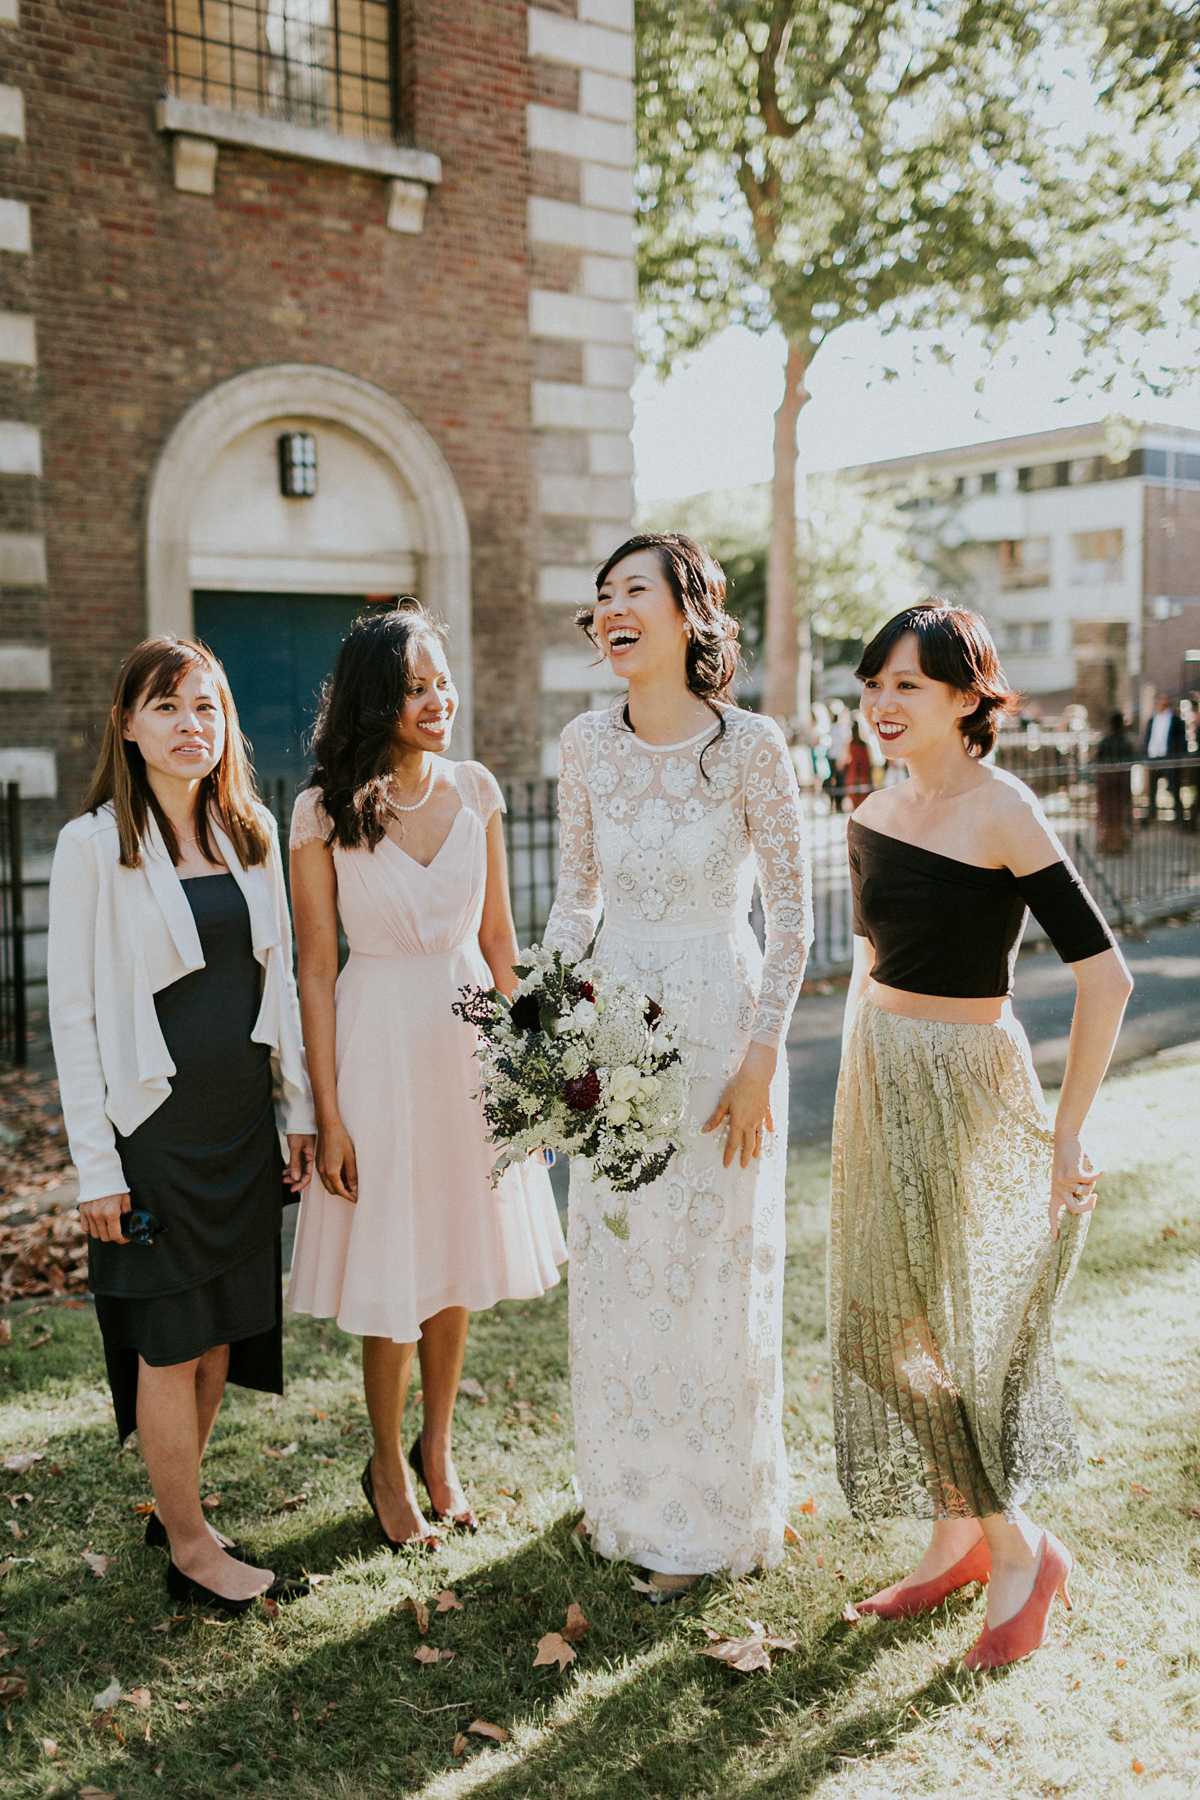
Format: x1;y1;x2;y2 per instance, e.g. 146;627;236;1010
829;601;1132;1674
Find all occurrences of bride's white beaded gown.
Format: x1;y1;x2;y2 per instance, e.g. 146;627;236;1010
544;704;812;1576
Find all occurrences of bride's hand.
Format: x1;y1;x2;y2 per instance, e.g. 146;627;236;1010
702;1042;777;1169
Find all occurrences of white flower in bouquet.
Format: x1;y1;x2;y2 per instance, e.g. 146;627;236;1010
452;945;685;1236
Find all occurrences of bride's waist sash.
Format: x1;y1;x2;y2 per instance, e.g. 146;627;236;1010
599;914;755;944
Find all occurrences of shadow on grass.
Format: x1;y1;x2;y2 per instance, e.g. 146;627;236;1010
19;1507;1003;1800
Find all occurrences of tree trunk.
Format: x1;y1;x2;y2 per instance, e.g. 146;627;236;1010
762;340;811;727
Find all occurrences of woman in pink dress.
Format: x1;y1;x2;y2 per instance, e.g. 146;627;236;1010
288;602;565;1551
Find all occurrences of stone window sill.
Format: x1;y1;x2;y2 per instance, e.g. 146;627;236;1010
155;96;442;233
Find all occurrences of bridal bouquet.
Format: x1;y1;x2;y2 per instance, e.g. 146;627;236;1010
453;945;686;1237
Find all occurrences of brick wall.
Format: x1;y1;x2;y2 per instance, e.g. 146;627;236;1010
0;0;552;843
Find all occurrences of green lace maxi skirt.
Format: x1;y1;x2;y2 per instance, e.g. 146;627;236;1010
829;996;1088;1522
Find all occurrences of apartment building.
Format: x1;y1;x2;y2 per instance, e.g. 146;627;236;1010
853;421;1200;724
0;0;635;847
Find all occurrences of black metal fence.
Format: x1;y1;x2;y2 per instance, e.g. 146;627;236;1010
4;754;1197;1065
0;784;27;1066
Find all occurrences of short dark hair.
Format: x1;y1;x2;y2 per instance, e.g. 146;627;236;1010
855;600;1018;757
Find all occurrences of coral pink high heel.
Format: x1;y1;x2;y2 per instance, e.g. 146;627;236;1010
853;1536;991;1620
961;1530;1073;1671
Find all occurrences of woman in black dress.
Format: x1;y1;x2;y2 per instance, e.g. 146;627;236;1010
48;637;315;1614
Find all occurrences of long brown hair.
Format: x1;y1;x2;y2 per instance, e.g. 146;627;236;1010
84;636;271;870
307;600;447;850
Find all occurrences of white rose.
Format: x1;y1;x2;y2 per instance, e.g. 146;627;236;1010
610;1066;642;1102
567;999;597;1033
606;1100;632;1126
638;1075;660;1097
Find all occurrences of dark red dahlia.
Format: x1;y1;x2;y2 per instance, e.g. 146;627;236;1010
644;997;664;1030
563;1069;601;1112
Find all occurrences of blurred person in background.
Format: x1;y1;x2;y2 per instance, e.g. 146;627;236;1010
1094;711;1135;855
1142;692;1188;825
844;718;874;810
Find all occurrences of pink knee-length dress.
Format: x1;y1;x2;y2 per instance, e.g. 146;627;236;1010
287;761;566;1341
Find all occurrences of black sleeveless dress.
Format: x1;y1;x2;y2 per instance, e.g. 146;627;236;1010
91;873;285;1440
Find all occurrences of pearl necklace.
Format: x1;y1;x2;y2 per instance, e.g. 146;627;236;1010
385;762;436;816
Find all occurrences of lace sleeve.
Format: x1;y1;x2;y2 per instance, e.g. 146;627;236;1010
289;786;333;850
745;720;812;1047
544;719;602;958
456;760;506;824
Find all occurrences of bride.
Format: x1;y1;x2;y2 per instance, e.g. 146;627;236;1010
544;532;812;1593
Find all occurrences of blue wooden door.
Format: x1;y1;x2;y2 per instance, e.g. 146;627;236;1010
193;592;382;791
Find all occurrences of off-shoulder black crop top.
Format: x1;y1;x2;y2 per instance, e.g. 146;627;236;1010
847;818;1117;999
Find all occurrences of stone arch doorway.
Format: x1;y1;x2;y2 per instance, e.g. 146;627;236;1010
146;364;473;780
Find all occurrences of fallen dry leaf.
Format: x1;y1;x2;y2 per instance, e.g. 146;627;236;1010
405;1597;430;1635
6;1521;21;1540
413;1644;441;1665
1132;1758;1145;1775
261;1596;281;1622
82;1552;110;1578
533;1632;577;1671
92;1677;122;1710
561;1603;589;1643
0;1674;27;1701
1116;1657;1127;1668
469;1719;509;1743
26;1332;52;1350
841;1602;861;1624
39;1736;56;1755
1130;1483;1153;1497
278;1493;308;1512
570;1518;588;1539
799;1497;818;1517
458;1377;488;1404
2;1452;42;1475
134;1500;156;1517
124;1687;151;1712
700;1625;800;1674
201;1493;221;1510
452;1732;469;1756
434;1589;462;1613
783;1523;800;1544
172;1701;191;1712
303;1571;331;1586
0;1322;9;1347
629;1575;655;1595
79;1788;115;1800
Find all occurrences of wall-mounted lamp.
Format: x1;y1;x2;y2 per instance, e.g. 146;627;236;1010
278;431;316;497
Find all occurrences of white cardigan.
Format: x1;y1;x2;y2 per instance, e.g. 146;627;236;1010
48;802;316;1204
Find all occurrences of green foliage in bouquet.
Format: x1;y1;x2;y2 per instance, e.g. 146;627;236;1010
453;946;688;1236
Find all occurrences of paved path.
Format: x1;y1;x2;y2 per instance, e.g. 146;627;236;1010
787;916;1200;1149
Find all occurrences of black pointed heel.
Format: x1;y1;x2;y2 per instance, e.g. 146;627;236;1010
144;1510;260;1565
361;1455;440;1555
166;1560;309;1616
408;1434;480;1534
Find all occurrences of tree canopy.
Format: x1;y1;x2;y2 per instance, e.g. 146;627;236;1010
637;0;1198;720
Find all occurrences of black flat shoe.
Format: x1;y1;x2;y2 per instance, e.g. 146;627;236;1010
165;1560;310;1616
360;1455;441;1555
409;1434;480;1533
144;1510;261;1565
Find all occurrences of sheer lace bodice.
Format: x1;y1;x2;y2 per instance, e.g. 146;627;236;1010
546;706;811;1045
545;705;812;1578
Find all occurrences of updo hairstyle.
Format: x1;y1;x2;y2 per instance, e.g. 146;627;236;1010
854;599;1018;757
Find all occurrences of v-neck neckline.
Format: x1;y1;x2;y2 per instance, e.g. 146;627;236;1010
380;801;466;871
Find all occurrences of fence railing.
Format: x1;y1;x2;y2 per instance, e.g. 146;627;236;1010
3;754;1197;1064
0;783;27;1066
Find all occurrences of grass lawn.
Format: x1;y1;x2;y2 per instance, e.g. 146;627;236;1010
0;1049;1197;1799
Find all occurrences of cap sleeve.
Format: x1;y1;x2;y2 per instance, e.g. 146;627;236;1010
289;785;334;850
456;760;506;824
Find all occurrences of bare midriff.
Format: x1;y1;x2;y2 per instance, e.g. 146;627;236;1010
866;979;1008;1026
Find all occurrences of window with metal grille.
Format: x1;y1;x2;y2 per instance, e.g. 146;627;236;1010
167;0;396;143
